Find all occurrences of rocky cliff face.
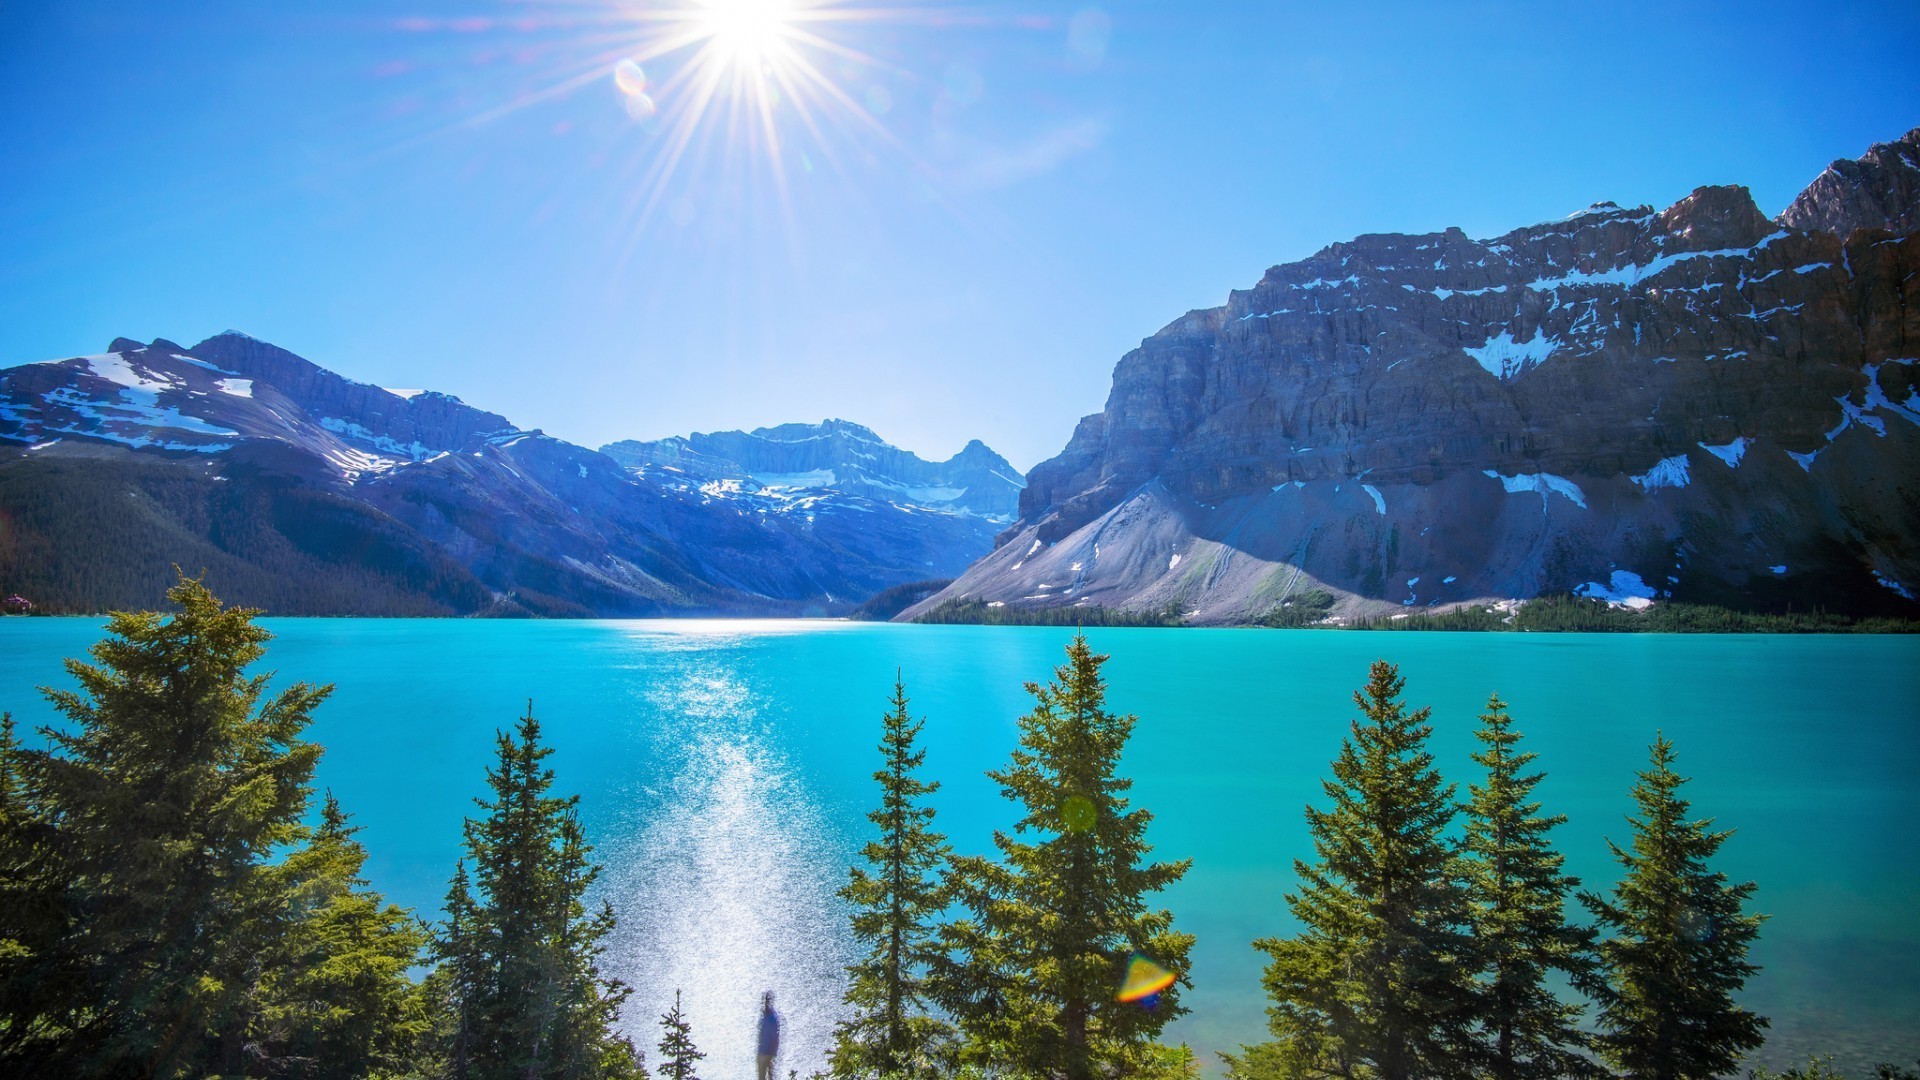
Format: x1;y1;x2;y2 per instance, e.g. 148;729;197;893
909;130;1920;623
0;334;1013;616
1780;127;1920;237
601;419;1023;520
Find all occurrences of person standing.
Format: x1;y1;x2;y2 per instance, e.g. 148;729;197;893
757;991;781;1080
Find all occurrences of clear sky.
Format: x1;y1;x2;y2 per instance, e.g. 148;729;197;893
2;1;1916;470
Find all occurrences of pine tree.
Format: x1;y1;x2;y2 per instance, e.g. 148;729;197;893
656;990;703;1080
0;574;329;1076
435;701;644;1080
1459;694;1597;1079
830;673;955;1079
1233;660;1472;1080
936;634;1194;1080
1581;734;1768;1079
252;792;432;1077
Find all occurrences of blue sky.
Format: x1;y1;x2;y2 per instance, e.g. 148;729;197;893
2;0;1916;470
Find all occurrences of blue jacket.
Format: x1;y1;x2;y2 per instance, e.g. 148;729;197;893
758;1009;780;1056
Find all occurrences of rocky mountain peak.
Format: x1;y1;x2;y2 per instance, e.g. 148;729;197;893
602;418;1023;520
1655;184;1774;249
1779;127;1920;236
750;418;884;444
922;128;1920;624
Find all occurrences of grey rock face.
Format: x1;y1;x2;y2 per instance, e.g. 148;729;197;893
1779;128;1920;236
909;133;1920;623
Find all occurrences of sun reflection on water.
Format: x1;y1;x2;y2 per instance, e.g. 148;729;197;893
598;660;856;1077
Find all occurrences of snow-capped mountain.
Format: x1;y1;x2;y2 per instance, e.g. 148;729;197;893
906;129;1920;624
0;333;1012;616
602;419;1023;521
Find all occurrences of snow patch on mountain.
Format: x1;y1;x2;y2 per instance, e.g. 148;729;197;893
1483;469;1587;508
1576;570;1657;609
1631;455;1691;491
319;417;434;460
1699;437;1750;467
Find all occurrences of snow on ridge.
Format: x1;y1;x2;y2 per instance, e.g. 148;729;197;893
1483;469;1587;509
1699;437;1750;468
318;416;434;460
1631;454;1691;491
1361;483;1386;516
1525;242;1758;293
752;469;838;490
1875;572;1916;601
1465;328;1558;379
41;387;238;437
85;353;180;395
1575;570;1656;609
170;353;234;374
215;378;253;398
385;388;425;400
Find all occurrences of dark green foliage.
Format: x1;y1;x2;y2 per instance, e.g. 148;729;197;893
1459;695;1598;1078
433;703;643;1080
1232;660;1473;1079
1253;589;1337;628
1745;1055;1920;1080
936;634;1194;1079
0;455;494;615
656;990;702;1080
911;598;1186;627
1356;596;1919;633
0;574;330;1076
848;580;954;621
251;793;432;1077
1581;735;1768;1079
1748;1059;1847;1080
829;675;955;1077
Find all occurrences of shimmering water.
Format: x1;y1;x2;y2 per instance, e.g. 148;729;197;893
2;620;1916;1075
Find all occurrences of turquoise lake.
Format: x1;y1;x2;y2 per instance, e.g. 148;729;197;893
2;620;1916;1075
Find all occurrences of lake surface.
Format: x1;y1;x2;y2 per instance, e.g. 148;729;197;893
3;620;1916;1075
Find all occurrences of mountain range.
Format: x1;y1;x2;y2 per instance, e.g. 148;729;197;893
0;333;1019;616
907;128;1920;623
5;130;1916;623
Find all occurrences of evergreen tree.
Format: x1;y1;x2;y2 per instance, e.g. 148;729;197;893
1459;694;1598;1079
1581;734;1768;1079
434;702;643;1080
936;634;1194;1080
655;990;703;1080
251;793;432;1078
829;673;955;1079
0;574;329;1076
0;710;62;1055
1232;660;1472;1080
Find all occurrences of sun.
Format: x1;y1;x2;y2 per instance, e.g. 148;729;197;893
691;0;799;70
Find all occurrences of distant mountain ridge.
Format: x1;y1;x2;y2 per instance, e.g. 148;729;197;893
0;334;1014;616
906;128;1920;624
602;419;1023;521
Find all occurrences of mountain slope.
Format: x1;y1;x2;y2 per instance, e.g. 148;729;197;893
0;334;1013;616
906;129;1920;624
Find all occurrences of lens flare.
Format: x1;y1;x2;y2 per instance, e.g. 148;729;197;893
1116;952;1177;1004
614;58;650;96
